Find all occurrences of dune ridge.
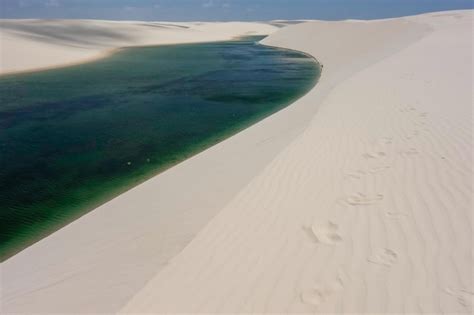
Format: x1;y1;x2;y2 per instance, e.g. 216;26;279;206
0;19;277;75
121;10;473;314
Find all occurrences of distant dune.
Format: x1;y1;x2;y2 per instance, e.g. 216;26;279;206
0;20;277;75
2;10;473;314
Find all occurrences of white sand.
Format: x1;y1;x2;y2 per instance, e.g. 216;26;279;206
0;19;277;75
121;11;473;314
2;11;473;314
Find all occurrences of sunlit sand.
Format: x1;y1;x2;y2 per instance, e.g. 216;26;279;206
1;10;472;314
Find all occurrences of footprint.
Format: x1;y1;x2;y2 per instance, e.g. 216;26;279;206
345;173;362;179
368;248;398;267
419;112;428;118
374;137;393;146
399;105;417;113
386;211;409;219
380;137;393;145
368;166;391;174
457;296;470;309
346;193;383;206
399;148;419;156
301;277;344;308
344;172;362;180
405;130;420;140
304;221;342;245
444;288;473;310
344;169;366;179
363;151;387;159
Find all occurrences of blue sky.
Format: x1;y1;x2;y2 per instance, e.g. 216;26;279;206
1;0;472;21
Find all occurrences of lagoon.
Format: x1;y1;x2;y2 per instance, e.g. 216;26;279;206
0;36;319;260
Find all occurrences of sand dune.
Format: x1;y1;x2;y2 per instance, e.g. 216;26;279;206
1;10;472;314
121;10;473;314
0;19;276;75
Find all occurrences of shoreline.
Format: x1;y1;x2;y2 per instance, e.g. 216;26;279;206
2;20;330;314
0;39;320;262
0;20;278;76
0;48;117;77
2;10;472;314
0;35;264;78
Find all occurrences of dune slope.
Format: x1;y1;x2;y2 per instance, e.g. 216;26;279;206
0;19;277;75
1;11;472;314
121;11;473;314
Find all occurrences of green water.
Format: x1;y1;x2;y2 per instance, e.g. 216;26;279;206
0;36;319;261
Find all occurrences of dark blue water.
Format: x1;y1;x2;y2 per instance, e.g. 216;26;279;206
0;36;320;261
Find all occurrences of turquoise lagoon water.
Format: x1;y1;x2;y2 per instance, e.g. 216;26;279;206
0;36;319;261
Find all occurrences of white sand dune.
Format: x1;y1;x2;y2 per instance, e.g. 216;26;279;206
2;10;473;314
0;19;276;75
121;10;473;314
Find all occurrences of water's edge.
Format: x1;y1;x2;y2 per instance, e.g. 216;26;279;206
0;37;321;261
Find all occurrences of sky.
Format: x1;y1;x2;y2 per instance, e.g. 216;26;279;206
0;0;472;21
